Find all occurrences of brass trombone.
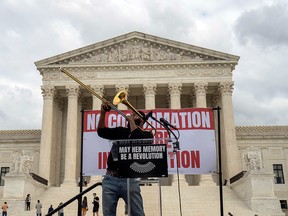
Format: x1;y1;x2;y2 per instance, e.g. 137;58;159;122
59;67;156;134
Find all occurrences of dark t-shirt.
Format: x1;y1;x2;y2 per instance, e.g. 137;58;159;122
97;126;153;171
82;200;87;209
93;197;99;212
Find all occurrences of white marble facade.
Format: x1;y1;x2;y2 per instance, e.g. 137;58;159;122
33;31;242;186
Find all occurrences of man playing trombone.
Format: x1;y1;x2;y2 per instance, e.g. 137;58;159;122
97;103;153;216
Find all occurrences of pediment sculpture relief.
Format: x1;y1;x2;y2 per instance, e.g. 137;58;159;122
64;40;220;64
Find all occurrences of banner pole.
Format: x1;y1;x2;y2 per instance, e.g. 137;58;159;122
213;107;224;216
158;178;162;216
78;109;85;216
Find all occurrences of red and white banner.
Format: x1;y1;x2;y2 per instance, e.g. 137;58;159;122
83;108;216;176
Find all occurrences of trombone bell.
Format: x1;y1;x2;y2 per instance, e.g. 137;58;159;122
113;90;144;119
113;90;128;105
112;89;156;134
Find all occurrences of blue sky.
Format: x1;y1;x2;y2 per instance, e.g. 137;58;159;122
0;0;288;129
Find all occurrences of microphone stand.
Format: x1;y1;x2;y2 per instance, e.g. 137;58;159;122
161;120;182;216
146;115;166;216
149;114;182;216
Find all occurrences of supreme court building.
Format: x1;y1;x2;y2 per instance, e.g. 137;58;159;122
1;32;288;216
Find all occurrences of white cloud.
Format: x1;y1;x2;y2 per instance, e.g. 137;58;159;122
0;78;42;129
233;86;288;126
0;0;287;129
234;1;288;47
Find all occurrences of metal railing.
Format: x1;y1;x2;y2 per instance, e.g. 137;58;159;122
30;173;48;185
46;182;102;216
229;171;247;184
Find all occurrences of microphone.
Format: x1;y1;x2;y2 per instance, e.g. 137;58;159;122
160;118;177;130
143;111;153;121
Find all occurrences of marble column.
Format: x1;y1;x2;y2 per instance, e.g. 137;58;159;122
194;82;215;185
48;95;64;186
54;98;65;186
194;82;208;107
115;84;129;110
39;85;56;183
168;83;185;185
218;82;241;180
91;85;104;110
63;85;80;185
168;83;182;109
90;85;104;184
143;83;157;109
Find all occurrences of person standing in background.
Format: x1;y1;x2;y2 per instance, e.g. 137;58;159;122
82;196;88;216
35;200;42;216
83;177;88;187
47;205;53;214
92;193;100;216
1;202;8;216
58;202;64;216
25;194;31;211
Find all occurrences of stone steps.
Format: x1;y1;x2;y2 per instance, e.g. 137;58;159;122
1;181;270;216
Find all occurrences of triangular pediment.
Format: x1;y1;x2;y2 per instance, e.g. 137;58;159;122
35;31;239;67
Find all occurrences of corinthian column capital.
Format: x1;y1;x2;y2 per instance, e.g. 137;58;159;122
143;83;157;96
218;81;234;96
41;85;56;99
115;84;129;93
65;85;81;98
91;85;104;96
194;82;208;96
168;82;182;95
